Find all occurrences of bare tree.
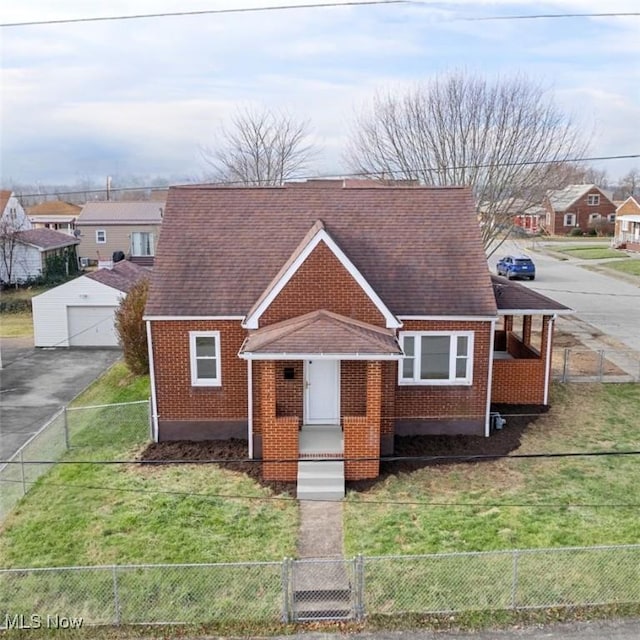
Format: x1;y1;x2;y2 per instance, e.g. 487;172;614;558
346;72;588;253
201;108;316;186
618;168;640;198
0;214;26;286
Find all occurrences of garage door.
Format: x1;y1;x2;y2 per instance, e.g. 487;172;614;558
67;306;119;347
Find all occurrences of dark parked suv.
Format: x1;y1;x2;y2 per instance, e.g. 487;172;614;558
496;255;536;280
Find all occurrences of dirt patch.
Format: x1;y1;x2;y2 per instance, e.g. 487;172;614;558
139;407;544;495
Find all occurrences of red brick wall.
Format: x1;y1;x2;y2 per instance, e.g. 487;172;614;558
394;320;492;421
548;190;616;235
341;361;367;416
151;320;247;420
260;241;386;327
344;361;381;480
274;360;303;417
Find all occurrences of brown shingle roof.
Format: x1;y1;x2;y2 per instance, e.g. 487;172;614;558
240;310;402;356
146;183;497;317
27;201;82;216
15;228;79;250
492;276;572;313
85;260;150;293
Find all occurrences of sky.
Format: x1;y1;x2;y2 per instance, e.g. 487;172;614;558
1;0;639;188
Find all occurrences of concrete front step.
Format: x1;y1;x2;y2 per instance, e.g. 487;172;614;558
296;460;345;501
293;598;353;620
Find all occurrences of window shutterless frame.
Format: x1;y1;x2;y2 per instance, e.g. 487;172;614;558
96;229;107;243
189;330;221;387
398;331;474;386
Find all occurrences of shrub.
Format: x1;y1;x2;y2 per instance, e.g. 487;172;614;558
114;278;150;375
569;228;584;237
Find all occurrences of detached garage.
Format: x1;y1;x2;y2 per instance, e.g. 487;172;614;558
32;261;148;348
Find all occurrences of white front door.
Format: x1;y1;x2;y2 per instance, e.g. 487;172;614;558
304;360;340;425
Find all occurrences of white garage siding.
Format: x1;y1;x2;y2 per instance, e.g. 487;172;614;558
32;276;124;347
67;305;119;346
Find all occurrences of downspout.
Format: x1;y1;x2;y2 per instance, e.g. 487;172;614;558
145;320;159;441
485;318;496;437
543;315;557;405
247;359;253;459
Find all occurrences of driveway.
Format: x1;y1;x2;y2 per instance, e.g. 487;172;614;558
0;336;121;461
488;239;640;354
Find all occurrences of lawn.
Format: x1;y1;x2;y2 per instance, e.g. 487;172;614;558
0;310;33;338
344;383;640;556
600;258;640;277
0;362;298;569
554;245;628;260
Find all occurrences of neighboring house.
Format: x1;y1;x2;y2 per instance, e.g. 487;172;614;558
613;196;640;251
0;228;79;285
0;190;31;231
542;184;616;235
513;204;546;235
32;260;149;347
144;182;570;496
76;201;164;266
28;200;82;236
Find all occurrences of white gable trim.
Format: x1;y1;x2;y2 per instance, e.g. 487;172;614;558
243;228;401;330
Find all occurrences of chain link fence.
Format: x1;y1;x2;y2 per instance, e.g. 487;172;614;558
553;348;640;383
2;545;639;627
0;400;150;520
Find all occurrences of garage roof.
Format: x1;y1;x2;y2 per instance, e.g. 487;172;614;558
86;260;149;293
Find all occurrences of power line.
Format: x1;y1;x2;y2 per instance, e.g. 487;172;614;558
0;1;406;28
2;3;638;28
1;477;638;509
12;154;640;199
3;448;640;466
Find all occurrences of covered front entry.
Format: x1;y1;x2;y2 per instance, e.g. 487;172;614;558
239;309;404;491
304;360;340;425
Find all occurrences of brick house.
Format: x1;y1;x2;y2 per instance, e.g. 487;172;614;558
613;196;640;251
542;184;616;235
145;182;570;497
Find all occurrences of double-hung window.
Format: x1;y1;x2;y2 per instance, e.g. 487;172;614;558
564;213;576;227
189;331;221;387
587;194;600;206
399;332;473;385
96;229;107;244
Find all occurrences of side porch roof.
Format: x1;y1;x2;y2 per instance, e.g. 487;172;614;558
492;275;573;315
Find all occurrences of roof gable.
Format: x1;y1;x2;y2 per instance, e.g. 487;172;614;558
146;183;498;318
244;220;400;329
547;184;614;212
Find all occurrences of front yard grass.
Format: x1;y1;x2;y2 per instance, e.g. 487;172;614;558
344;383;640;555
599;258;640;277
0;362;298;568
0;310;33;338
553;245;628;260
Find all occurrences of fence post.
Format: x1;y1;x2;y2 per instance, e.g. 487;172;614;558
511;550;519;610
63;407;70;450
598;350;604;382
281;558;291;623
19;450;26;495
112;565;121;625
148;398;153;441
562;348;570;383
354;554;365;621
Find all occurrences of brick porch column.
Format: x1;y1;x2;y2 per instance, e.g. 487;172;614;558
523;315;532;346
261;361;298;481
345;360;381;480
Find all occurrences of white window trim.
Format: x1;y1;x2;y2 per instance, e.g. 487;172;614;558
398;331;474;386
608;214;616;223
96;229;107;244
189;330;221;387
563;213;576;227
589;213;601;221
587;194;600;206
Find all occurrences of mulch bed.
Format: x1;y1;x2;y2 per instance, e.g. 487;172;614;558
138;406;546;496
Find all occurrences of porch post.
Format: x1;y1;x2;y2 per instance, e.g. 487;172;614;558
522;315;532;346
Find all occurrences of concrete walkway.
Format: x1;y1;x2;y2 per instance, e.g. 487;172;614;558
297;500;344;558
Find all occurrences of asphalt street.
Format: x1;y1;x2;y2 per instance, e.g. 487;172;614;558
488;239;640;354
0;336;121;461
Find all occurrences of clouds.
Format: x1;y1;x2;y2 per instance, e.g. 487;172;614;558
1;0;639;184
